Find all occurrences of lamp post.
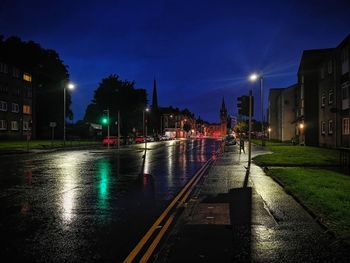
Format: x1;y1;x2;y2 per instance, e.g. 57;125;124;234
249;73;265;146
63;82;75;146
143;107;150;149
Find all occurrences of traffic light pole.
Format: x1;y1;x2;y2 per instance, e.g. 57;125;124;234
104;109;110;149
248;90;252;169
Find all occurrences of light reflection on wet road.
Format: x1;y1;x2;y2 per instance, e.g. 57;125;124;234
0;138;221;262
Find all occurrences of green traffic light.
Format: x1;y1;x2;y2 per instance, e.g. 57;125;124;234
101;117;109;125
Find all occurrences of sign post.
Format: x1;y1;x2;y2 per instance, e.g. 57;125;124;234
50;122;56;147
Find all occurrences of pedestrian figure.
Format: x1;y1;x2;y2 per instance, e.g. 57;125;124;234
239;138;245;154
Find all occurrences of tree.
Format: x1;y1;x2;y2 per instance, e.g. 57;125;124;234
0;36;71;138
84;75;147;139
234;121;248;134
183;123;191;133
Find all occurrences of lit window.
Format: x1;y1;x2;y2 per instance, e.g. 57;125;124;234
11;121;18;131
329;89;334;104
0;101;7;111
321;121;326;134
328;120;333;135
11;103;19;113
0;120;7;130
23;73;32;82
23;105;31;114
343;118;349;135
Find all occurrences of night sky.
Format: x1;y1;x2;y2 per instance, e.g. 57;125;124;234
1;0;350;123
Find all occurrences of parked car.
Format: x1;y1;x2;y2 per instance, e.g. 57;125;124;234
159;135;170;141
146;136;155;142
134;136;145;143
103;136;118;146
225;135;237;146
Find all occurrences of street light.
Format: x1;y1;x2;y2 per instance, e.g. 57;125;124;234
143;107;150;149
249;72;265;146
299;123;305;146
63;82;75;146
268;127;271;140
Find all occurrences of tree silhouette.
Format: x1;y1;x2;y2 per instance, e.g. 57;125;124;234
84;75;147;139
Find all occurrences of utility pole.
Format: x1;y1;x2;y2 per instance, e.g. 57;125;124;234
117;110;120;149
248;90;252;168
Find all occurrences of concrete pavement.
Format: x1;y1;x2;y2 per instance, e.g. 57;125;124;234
154;144;349;262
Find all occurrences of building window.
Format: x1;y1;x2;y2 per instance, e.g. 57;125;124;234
321;121;326;135
321;93;326;107
12;87;20;97
328;60;332;74
320;67;325;79
341;47;349;74
329;89;334;104
11;121;18;131
328;120;333;135
343;118;350;135
11;103;19;113
0;84;8;94
25;86;32;98
0;101;7;111
23;73;32;82
12;67;20;78
0;120;7;130
23;121;29;131
0;63;8;74
23;105;31;114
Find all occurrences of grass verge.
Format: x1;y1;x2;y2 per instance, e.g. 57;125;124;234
268;167;350;243
0;140;100;149
253;141;340;166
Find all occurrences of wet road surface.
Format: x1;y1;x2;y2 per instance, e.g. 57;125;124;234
0;138;222;262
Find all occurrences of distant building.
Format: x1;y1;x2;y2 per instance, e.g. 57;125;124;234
337;35;350;147
0;62;34;139
297;48;334;146
268;85;297;141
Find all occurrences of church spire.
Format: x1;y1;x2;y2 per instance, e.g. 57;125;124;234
152;78;158;110
221;97;227;113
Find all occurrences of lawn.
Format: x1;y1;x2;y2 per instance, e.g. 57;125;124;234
0;140;100;149
253;141;340;166
268;167;350;243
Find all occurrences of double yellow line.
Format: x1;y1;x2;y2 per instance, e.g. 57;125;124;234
123;157;215;263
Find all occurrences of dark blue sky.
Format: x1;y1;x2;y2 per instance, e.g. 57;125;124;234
1;0;350;122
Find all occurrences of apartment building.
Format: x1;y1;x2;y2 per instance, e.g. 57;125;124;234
0;62;34;139
268;84;297;142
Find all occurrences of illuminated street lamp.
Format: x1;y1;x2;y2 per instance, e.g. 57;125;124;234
268;127;271;140
249;72;265;146
63;82;75;146
143;107;150;149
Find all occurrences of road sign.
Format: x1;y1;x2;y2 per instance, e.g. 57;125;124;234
49;122;57;127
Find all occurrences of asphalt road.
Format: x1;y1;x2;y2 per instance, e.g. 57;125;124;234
0;138;222;262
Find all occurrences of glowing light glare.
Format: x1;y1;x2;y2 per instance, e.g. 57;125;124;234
299;123;304;129
249;73;259;82
145;107;150;112
268;128;271;132
67;83;75;90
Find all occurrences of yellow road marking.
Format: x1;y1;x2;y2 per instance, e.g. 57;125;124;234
123;159;210;263
139;215;174;263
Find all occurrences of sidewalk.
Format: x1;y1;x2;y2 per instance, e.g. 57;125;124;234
155;145;349;262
